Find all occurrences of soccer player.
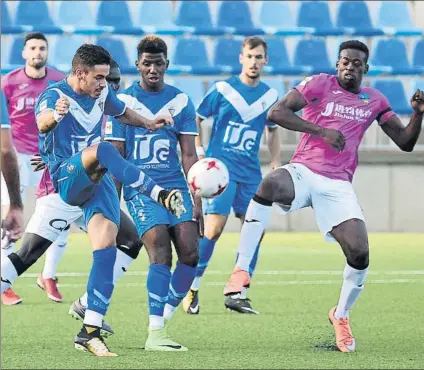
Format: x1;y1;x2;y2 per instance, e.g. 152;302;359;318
1;32;65;305
1;44;185;357
105;35;201;351
183;36;280;315
223;40;424;352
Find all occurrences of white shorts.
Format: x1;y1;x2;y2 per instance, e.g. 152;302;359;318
25;193;84;242
277;163;365;242
1;153;43;206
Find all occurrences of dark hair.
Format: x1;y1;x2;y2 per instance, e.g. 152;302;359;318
24;32;48;46
241;36;268;56
137;35;167;59
71;44;111;73
338;40;369;62
110;58;119;70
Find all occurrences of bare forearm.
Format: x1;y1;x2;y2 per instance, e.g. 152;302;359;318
267;129;280;162
37;111;59;133
1;151;23;208
195;116;203;148
268;106;323;136
403;112;423;151
116;108;150;128
182;154;198;178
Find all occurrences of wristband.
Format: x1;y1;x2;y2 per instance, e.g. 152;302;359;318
196;146;205;156
54;110;64;123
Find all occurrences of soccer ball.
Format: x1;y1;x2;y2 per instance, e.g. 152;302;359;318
187;158;229;198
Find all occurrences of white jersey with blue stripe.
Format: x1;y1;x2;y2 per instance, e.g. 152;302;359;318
197;76;278;184
35;79;126;185
104;82;197;201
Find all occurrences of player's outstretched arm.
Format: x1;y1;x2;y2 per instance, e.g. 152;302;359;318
267;89;345;152
37;97;69;133
380;89;424;152
115;108;173;131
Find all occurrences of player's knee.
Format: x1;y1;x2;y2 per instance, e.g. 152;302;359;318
178;246;199;268
204;221;224;241
148;245;172;267
117;239;142;260
96;141;117;162
346;244;369;270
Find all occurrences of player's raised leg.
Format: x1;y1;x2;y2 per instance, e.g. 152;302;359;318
328;219;369;353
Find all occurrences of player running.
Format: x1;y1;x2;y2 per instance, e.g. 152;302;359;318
183;36;280;315
1;32;65;305
105;35;201;351
223;40;424;352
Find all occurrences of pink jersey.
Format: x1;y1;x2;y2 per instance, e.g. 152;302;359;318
291;74;395;182
1;67;65;154
35;168;55;199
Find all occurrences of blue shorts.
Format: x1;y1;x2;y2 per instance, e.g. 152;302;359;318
126;189;194;237
56;152;120;228
203;179;260;217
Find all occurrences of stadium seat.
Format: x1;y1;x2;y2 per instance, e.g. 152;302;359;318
412;39;424;72
261;78;286;99
51;36;86;72
377;1;422;37
297;1;345;36
336;1;384;36
96;37;133;74
217;1;265;36
96;1;141;35
171;78;205;108
56;1;105;35
372;80;412;115
263;37;308;75
14;0;63;34
1;1;31;34
172;38;217;75
413;80;424;93
371;39;421;75
139;1;184;36
8;36;25;67
257;1;311;36
213;37;243;74
175;1;225;36
293;39;333;74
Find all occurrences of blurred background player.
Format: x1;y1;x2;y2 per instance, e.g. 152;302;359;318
183;36;280;315
1;32;65;305
106;35;201;351
1;90;24;305
223;40;423;352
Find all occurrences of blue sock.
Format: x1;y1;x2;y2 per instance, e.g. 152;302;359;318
147;264;171;318
86;247;117;318
97;141;158;197
167;262;196;309
195;237;216;278
248;243;260;277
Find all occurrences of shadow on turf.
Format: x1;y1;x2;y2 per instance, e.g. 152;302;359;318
312;334;339;352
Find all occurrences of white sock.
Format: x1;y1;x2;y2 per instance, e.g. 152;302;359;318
1;243;14;260
240;287;248;299
83;309;103;327
78;249;134;309
42;238;67;279
191;276;200;290
236;199;272;271
149;315;164;330
1;256;18;294
163;303;178;322
334;264;368;319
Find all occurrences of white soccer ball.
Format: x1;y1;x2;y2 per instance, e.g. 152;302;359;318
187;158;229;199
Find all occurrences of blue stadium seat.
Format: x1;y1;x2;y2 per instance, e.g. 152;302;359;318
217;1;265;36
372;80;412;115
377;1;422;37
412;39;424;72
8;36;25;66
371;39;421;75
213;37;243;74
336;1;384;36
56;1;105;35
14;0;63;34
96;37;133;74
51;36;86;72
263;37;308;75
413;80;424;93
258;1;311;36
172;38;217;75
175;1;225;36
96;1;141;35
297;1;344;36
293;39;333;74
262;78;286;99
139;1;184;36
171;78;205;108
1;1;31;34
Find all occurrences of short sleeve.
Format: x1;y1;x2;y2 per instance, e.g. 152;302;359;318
104;116;127;142
104;84;126;117
294;74;324;104
375;94;395;125
35;89;60;117
196;84;220;119
178;97;198;135
1;90;10;128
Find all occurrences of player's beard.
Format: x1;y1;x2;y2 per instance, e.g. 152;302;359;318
30;59;47;70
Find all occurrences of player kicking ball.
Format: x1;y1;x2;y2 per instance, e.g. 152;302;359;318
223;40;423;352
105;36;202;351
